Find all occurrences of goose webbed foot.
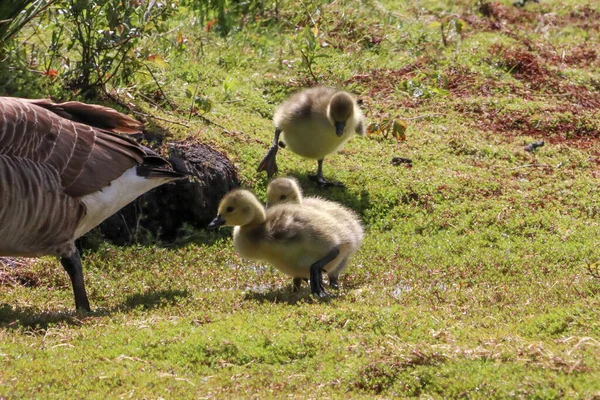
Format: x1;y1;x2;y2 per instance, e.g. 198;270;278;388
60;249;91;312
292;277;308;292
310;247;340;298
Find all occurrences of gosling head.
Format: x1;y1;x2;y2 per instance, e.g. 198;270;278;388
208;189;265;229
267;177;303;206
328;92;355;137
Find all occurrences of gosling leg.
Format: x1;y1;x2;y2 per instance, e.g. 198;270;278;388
310;246;340;298
257;128;282;177
60;249;91;312
292;277;307;292
329;275;339;289
328;256;349;289
308;159;344;188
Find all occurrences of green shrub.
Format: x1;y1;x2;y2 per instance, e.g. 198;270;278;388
0;0;55;46
181;0;278;35
44;0;176;97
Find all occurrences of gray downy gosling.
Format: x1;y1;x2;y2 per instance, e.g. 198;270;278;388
208;188;358;297
257;87;365;187
266;177;364;289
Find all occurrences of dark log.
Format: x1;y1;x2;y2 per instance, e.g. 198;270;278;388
81;142;239;247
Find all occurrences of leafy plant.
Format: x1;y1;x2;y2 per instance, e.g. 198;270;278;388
438;15;465;47
44;0;176;97
297;24;327;84
367;118;408;145
398;72;449;99
0;0;56;47
181;0;279;36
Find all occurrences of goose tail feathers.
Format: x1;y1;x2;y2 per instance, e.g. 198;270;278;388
137;146;187;180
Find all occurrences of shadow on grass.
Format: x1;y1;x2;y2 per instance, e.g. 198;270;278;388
123;288;190;310
0;304;85;331
0;289;190;331
243;285;337;305
284;172;372;219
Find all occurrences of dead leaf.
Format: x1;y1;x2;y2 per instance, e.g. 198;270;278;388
147;54;167;68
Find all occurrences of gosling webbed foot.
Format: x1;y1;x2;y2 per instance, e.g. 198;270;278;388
309;158;345;188
257;145;279;177
258;128;282;178
307;174;345;188
310;247;340;298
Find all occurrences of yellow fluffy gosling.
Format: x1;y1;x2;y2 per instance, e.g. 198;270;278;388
208;188;358;296
266;177;364;289
257;87;365;187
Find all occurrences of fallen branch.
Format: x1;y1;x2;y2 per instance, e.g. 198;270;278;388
144;64;175;110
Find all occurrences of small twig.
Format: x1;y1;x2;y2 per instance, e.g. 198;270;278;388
508;163;550;170
300;49;318;84
45;24;64;75
188;77;202;121
299;0;317;25
440;21;448;47
405;113;445;120
144;64;174;110
194;113;230;132
132;111;190;128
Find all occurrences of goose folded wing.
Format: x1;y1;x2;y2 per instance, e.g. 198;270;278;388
24;98;142;133
0;97;147;197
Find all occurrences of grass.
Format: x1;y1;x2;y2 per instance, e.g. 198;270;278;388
2;0;600;397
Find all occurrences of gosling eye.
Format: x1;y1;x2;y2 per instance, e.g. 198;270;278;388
226;206;234;213
280;195;287;200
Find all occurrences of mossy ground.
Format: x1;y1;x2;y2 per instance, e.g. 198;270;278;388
1;0;600;397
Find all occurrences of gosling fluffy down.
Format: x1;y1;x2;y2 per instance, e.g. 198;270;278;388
208;189;358;297
257;87;365;187
266;177;364;288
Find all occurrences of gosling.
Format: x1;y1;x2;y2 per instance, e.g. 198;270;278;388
208;189;358;297
257;87;365;187
266;177;364;289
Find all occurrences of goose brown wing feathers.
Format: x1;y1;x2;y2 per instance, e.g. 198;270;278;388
0;97;146;197
24;98;142;133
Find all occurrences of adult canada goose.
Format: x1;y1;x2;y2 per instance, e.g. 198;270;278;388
266;177;364;288
208;189;357;297
257;87;365;187
0;97;185;311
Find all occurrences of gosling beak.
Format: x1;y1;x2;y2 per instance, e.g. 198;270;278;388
208;215;226;230
334;121;346;137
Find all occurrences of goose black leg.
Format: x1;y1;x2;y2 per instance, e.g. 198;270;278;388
308;159;344;188
310;247;340;298
60;249;91;312
257;128;282;177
